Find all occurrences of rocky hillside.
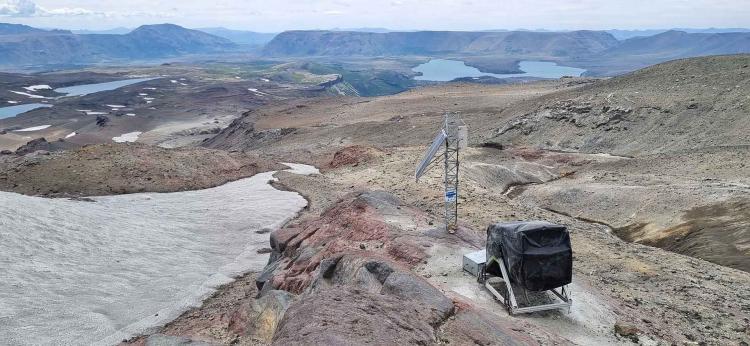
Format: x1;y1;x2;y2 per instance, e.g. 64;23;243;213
0;23;236;66
488;54;750;272
263;30;619;57
491;54;750;155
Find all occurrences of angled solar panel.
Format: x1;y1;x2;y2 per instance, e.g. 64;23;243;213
415;129;447;181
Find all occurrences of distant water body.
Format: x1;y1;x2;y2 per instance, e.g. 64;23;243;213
413;59;586;81
0;78;156;120
0;103;52;119
0;164;314;345
55;78;157;97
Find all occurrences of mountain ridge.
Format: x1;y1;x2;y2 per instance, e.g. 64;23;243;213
0;23;236;66
262;30;619;57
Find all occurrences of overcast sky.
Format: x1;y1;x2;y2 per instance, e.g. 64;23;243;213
0;0;748;32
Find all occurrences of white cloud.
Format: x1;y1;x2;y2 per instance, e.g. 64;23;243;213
0;0;170;18
45;7;98;16
0;0;38;17
0;0;748;31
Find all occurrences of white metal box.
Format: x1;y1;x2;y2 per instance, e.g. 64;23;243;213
462;249;486;277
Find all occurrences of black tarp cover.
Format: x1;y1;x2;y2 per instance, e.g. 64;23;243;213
486;221;572;291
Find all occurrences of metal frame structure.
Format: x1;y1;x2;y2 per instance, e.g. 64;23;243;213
443;113;461;231
415;112;466;233
479;259;572;315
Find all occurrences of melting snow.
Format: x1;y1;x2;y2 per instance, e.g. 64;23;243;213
64;132;76;138
106;104;126;108
261;78;270;82
170;80;178;84
14;125;51;132
126;113;136;117
10;91;48;99
112;131;142;143
248;88;268;96
23;85;52;92
282;162;320;175
0;168;312;345
6;100;18;104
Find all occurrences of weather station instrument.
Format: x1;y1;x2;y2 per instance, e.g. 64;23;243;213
415;112;467;233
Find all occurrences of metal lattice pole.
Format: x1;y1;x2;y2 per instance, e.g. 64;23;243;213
443;113;461;232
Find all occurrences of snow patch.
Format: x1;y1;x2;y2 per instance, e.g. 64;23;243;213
64;132;76;138
14;125;51;132
282;163;320;175
248;88;268;96
106;105;126;108
112;131;142;143
10;91;48;99
0;172;309;345
23;85;52;92
6;100;18;104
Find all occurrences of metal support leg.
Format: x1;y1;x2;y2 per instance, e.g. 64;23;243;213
484;258;572;315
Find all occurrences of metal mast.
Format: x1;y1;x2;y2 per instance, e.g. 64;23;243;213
415;112;467;233
443;113;461;232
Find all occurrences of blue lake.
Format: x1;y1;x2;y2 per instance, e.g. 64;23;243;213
55;77;157;97
413;60;586;82
0;103;52;119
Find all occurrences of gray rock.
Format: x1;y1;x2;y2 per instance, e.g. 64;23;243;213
145;334;210;346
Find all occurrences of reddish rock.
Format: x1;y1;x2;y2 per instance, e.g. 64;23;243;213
328;145;383;168
261;191;428;294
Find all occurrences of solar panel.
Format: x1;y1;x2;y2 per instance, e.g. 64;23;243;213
415;129;447;181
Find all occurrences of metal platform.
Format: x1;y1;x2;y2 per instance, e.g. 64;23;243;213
470;250;572;315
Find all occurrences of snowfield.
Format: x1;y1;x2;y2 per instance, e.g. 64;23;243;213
0;165;314;345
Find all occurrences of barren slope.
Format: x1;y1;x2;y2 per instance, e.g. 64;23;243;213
0;143;277;197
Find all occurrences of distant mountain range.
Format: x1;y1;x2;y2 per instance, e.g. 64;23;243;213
68;26;277;46
263;30;619;58
603;30;750;59
1;22;749;76
71;27;133;35
263;29;750;75
0;23;236;67
606;28;750;40
195;28;276;46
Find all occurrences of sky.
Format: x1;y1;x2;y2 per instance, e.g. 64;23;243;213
0;0;748;32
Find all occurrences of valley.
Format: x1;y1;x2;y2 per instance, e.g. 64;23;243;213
1;54;748;344
1;18;750;346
